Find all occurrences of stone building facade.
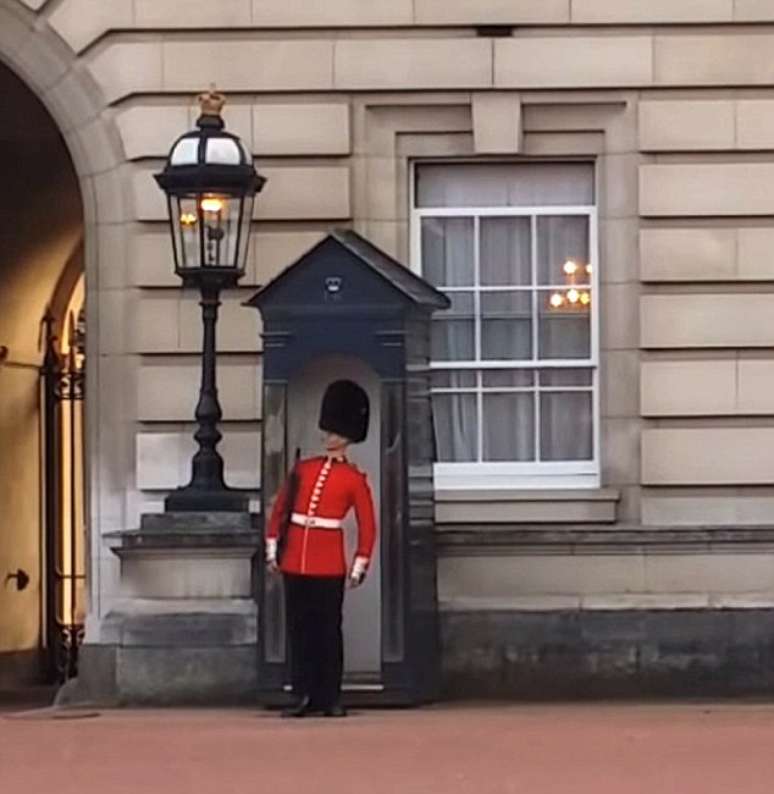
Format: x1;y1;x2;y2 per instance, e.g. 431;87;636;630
3;0;774;701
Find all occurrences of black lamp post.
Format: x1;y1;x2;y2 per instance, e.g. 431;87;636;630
155;88;266;512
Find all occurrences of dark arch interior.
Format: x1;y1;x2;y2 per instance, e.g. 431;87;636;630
0;61;84;695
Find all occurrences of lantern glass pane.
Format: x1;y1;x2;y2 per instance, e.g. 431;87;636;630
199;193;240;268
205;137;241;165
174;195;200;269
170;137;199;166
236;195;254;272
167;197;180;268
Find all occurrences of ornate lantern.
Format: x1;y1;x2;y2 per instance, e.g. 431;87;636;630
154;89;265;511
155;88;265;288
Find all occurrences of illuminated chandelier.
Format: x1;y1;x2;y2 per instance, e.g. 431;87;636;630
548;259;591;311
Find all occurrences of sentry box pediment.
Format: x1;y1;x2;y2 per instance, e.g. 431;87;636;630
246;229;449;318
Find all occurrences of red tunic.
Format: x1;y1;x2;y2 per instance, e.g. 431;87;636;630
267;456;377;577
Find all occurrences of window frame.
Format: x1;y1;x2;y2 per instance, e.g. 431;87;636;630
410;162;600;490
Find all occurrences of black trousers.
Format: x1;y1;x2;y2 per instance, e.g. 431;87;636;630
284;573;345;708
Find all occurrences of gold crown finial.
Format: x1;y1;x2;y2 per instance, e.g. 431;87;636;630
197;85;226;117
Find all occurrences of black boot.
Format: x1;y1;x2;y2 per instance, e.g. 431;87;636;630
322;702;347;718
281;695;315;718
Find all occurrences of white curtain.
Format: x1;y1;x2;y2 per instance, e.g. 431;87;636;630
423;216;477;460
416;162;595;209
536;216;593;462
419;164;594;465
421;216;473;287
483;393;534;461
433;393;477;462
540;391;593;461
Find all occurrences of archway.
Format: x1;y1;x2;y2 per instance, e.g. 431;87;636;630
0;60;84;691
0;0;131;707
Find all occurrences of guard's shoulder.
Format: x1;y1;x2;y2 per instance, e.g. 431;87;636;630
344;461;368;481
298;455;324;468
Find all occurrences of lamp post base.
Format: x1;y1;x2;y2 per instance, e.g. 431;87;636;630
165;485;249;512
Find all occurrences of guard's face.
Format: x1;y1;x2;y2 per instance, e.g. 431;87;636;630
323;432;350;453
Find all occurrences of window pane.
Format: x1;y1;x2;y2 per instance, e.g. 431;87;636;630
432;393;477;462
483;393;535;462
432;293;474;361
540;369;593;387
480;217;532;286
421;217;474;287
481;292;532;360
538;290;591;360
483;370;534;388
537;215;591;286
416;163;594;208
432;370;477;389
540;392;593;461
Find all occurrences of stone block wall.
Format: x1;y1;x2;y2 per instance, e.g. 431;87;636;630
8;0;774;696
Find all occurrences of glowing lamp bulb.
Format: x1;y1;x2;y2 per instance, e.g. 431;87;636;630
563;260;578;275
180;212;197;226
585;264;593;275
567;288;580;304
201;197;225;213
580;292;591;306
549;293;564;309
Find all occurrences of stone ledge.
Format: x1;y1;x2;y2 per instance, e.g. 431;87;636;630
436;489;620;525
437;488;620;502
108;532;262;553
441;593;774;612
106;512;262;555
436;525;774;553
140;511;256;531
106;598;257;615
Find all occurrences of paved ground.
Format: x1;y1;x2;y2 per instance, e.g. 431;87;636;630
3;701;774;793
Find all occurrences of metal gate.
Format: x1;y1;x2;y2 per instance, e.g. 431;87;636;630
40;308;86;683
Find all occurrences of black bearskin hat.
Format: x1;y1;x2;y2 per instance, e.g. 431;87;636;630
319;380;370;444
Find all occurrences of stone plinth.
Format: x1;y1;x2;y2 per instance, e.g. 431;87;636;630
58;512;262;706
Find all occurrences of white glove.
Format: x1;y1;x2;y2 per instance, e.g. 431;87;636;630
348;556;369;588
265;538;279;572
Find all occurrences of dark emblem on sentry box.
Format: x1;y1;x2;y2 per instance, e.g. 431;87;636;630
324;276;343;301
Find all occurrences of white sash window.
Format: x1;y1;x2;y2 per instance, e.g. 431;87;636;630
411;162;599;489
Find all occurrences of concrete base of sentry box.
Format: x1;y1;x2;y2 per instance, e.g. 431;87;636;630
440;607;774;699
257;675;421;710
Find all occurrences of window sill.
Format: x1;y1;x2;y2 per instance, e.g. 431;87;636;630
435;487;620;525
434;464;600;491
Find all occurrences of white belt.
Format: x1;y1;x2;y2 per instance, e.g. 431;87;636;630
291;513;343;530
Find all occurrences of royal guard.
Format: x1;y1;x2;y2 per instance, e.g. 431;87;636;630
265;379;377;717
